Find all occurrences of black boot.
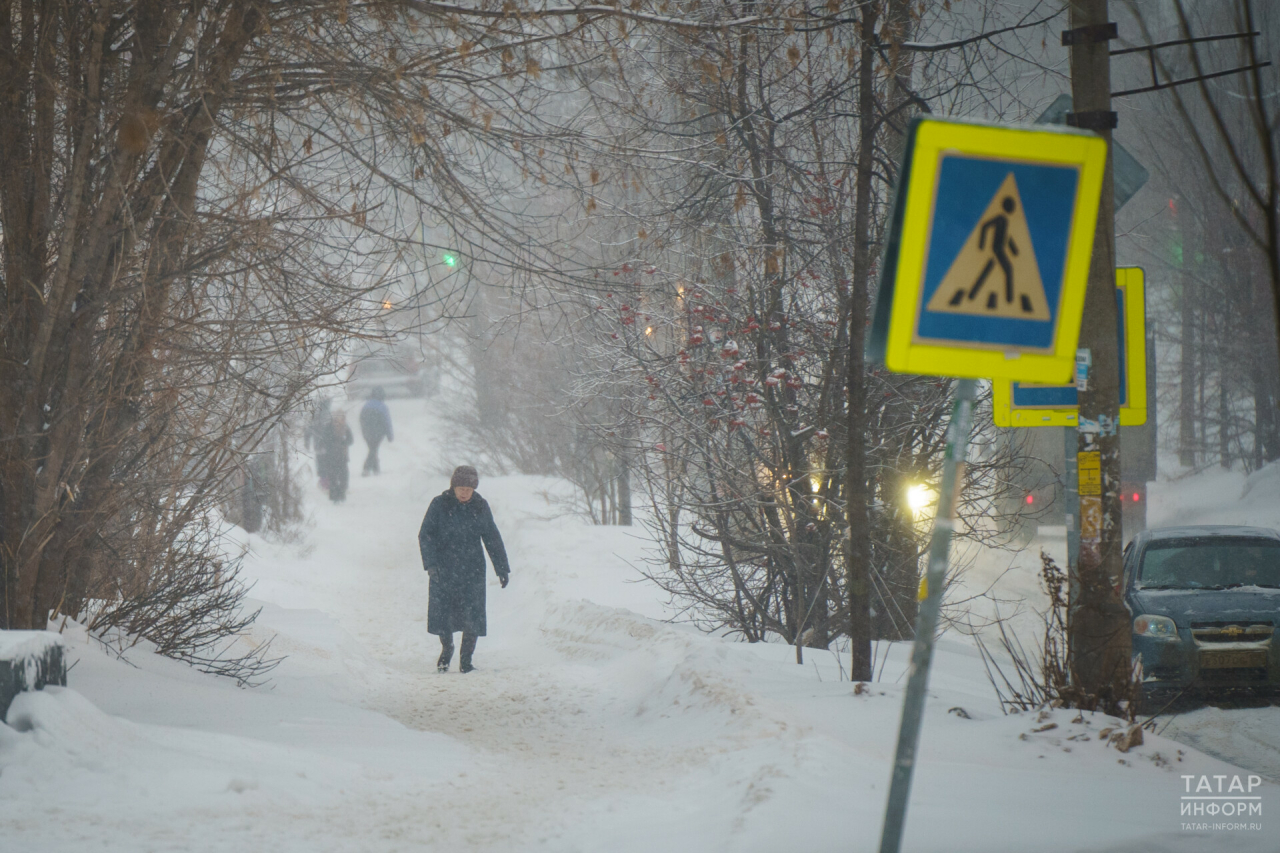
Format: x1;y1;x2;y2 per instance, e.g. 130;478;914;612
459;633;478;673
437;637;454;673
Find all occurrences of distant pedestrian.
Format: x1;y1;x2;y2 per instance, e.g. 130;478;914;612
359;387;394;476
321;410;354;503
306;398;334;491
418;465;510;673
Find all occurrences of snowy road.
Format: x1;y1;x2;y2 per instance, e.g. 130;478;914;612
3;398;1277;852
1155;701;1280;784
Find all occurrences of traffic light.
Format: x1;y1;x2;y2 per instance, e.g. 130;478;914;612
442;251;459;268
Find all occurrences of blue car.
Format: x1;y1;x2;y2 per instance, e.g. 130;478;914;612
1124;525;1280;696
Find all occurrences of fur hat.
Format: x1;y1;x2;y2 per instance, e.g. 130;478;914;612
450;465;479;489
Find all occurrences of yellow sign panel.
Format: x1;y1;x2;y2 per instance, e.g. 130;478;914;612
868;117;1108;383
924;173;1051;321
992;268;1147;427
1078;451;1102;496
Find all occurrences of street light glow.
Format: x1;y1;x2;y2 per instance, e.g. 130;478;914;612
907;483;934;515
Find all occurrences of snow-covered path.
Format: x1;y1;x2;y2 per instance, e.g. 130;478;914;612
3;398;1277;852
243;408;844;849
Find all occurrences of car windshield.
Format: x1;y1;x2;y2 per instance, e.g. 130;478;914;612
1138;537;1280;590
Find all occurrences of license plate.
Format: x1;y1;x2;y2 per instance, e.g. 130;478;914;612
1200;649;1268;669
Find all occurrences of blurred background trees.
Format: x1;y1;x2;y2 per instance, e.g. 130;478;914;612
1119;0;1280;472
435;0;1061;667
7;0;1274;678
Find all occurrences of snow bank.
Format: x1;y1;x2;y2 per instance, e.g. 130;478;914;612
0;629;63;660
0;629;64;720
1152;465;1280;531
1241;459;1280;500
0;628;476;852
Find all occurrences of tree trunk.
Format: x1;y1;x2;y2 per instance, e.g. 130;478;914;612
845;1;878;683
616;417;633;526
1252;360;1280;468
1178;240;1197;468
1220;370;1231;469
469;283;506;430
1250;268;1280;465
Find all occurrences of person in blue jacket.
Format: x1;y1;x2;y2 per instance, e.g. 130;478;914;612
417;465;510;673
358;387;394;476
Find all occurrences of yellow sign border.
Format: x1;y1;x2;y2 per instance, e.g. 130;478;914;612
883;119;1107;383
992;267;1147;427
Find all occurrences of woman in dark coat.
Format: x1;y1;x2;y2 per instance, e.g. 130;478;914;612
418;465;510;672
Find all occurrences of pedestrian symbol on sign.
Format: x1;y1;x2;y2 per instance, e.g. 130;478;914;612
925;172;1050;320
868;116;1106;381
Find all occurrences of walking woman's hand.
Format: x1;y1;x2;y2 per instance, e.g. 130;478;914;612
499;574;509;589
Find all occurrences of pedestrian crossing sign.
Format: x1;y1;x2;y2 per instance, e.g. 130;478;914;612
868;117;1108;382
993;267;1147;427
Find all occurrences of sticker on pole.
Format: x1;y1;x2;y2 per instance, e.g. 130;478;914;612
992;267;1147;427
868;117;1107;383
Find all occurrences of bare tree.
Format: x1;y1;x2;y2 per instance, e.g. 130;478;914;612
1119;0;1280;472
0;0;642;653
523;0;1061;661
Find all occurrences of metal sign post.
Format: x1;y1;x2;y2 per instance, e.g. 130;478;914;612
877;378;977;853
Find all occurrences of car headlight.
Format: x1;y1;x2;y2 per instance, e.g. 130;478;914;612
1133;614;1178;638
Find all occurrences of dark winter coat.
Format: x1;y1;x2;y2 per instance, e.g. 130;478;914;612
418;490;510;636
359;399;394;443
317;423;353;470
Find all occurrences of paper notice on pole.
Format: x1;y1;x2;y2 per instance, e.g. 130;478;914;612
1077;451;1101;496
1078;450;1103;564
1079;495;1102;565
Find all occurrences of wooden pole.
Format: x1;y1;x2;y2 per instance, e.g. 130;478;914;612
1067;0;1133;710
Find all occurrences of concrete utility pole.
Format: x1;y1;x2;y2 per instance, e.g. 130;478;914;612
1065;0;1132;707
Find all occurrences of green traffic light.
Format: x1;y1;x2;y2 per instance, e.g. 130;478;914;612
442;252;458;267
